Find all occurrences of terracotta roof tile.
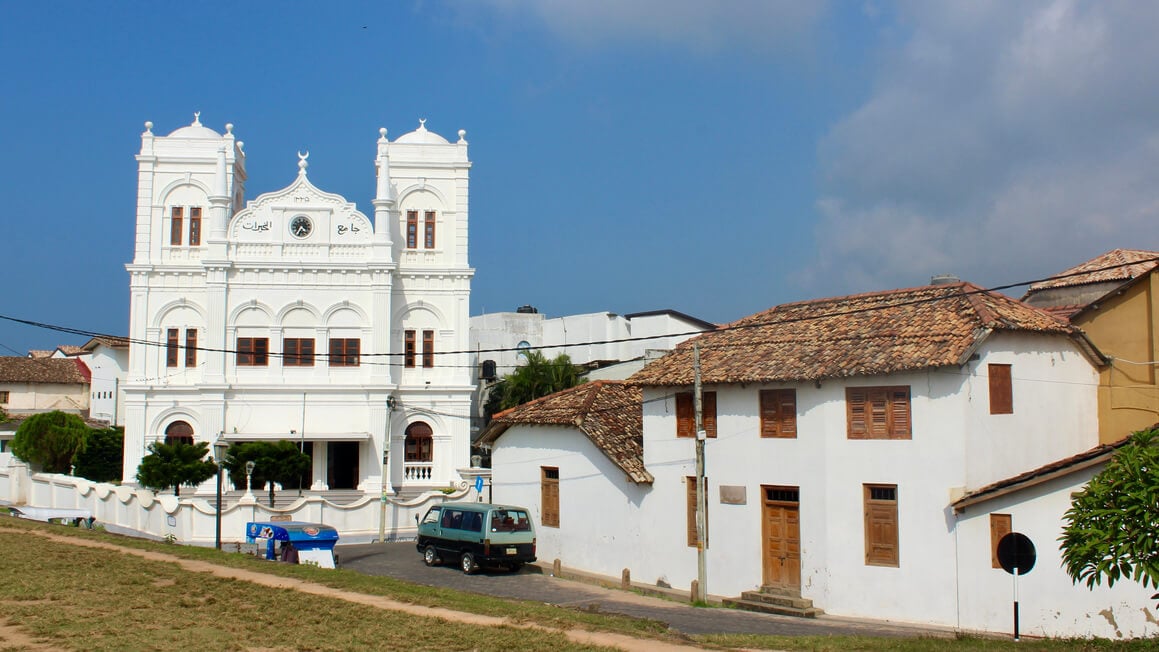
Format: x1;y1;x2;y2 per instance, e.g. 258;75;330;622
629;283;1080;386
83;336;130;350
0;357;90;385
479;381;651;484
26;350;52;359
55;345;86;356
952;436;1134;511
1028;249;1159;291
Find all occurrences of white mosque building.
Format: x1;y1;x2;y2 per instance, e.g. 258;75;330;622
122;114;475;496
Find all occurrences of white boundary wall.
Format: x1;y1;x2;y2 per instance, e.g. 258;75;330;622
0;463;484;545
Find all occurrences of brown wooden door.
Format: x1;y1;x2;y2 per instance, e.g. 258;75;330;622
762;486;801;591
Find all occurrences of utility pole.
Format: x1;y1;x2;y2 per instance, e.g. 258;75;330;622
694;343;708;603
378;395;397;543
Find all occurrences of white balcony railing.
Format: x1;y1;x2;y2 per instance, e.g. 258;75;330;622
403;462;433;483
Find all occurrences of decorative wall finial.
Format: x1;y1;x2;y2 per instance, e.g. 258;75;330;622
418;118;427;130
144;121;153;134
192;111;202;126
298;151;309;176
225;123;234;135
458;129;467;143
379;127;388;142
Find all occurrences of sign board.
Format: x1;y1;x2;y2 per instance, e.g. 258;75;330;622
719;485;747;505
269;514;293;522
474;475;484;493
997;532;1036;575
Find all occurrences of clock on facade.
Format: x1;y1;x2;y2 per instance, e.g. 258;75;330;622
289;215;313;238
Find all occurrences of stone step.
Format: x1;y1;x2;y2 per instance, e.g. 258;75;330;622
723;596;823;618
738;590;816;610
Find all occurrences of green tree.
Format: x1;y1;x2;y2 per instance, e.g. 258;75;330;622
1059;427;1159;605
11;411;89;473
136;440;217;496
222;440;310;507
73;427;124;483
485;351;584;416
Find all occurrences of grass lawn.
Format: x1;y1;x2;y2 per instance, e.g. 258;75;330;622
0;515;1154;651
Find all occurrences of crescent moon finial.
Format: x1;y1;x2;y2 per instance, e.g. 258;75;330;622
297;151;309;175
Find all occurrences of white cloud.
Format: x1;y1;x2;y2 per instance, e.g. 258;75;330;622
807;0;1159;294
474;0;826;54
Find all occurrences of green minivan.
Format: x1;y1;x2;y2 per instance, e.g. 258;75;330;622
415;502;537;574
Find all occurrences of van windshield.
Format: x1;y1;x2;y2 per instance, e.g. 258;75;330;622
490;509;531;532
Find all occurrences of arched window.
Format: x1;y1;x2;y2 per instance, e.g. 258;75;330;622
164;421;194;446
404;422;433;462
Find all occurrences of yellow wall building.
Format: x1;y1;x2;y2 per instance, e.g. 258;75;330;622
1024;249;1159;443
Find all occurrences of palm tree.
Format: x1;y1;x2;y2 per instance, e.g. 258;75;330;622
486;351;583;415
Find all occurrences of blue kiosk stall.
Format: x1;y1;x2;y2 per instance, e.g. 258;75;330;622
246;521;339;568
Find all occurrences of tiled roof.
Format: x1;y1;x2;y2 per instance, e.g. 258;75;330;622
55;345;86;356
629;282;1086;386
1028;249;1159;291
478;381;652;484
26;350;52;359
82;335;130;351
952;436;1135;512
0;357;90;385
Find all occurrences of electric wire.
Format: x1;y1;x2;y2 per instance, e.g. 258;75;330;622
1;255;1155;370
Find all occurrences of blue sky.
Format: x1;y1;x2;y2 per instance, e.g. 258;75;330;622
2;1;1157;356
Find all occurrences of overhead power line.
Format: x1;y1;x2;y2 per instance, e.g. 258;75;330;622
0;255;1154;369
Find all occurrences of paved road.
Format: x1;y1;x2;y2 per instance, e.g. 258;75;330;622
337;541;953;639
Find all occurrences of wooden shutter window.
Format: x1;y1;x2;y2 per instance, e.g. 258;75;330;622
990;513;1012;568
404;330;416;368
863;484;899;567
889;388;911;437
541;467;560;528
702;391;717;438
166;328;179;368
989;364;1013;415
847;386;910;439
676;392;694;438
185;329;198;367
676;391;716;438
760;389;797;438
170;207;183;246
847;388;868;438
422;330;434;368
686;476;708;548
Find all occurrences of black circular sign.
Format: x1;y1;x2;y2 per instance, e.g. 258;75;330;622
997;532;1036;575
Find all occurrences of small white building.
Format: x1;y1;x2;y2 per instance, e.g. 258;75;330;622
122;115;475;496
471;308;715;378
481;281;1157;638
82;336;129;427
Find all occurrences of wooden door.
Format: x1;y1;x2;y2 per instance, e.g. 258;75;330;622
762;486;801;591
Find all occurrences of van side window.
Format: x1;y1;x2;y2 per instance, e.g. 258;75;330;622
464;511;482;532
448;510;464;529
422;509;440;524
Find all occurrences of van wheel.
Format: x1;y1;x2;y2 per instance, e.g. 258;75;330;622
423;545;440;567
460;552;478;574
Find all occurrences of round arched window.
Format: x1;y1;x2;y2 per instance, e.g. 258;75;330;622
164;421;195;446
404;422;433;462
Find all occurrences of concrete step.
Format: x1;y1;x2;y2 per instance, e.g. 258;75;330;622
737;590;816;610
723;596;824;618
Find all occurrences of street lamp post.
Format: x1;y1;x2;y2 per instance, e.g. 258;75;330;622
213;435;228;550
244;460;256;502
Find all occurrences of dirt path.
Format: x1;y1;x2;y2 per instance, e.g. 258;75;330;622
4;528;707;652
